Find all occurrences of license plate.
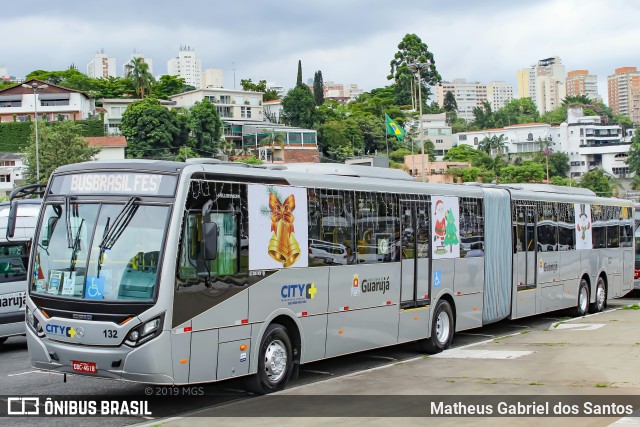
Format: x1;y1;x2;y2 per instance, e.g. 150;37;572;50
72;361;97;374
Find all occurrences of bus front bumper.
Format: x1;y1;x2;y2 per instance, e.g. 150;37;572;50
26;327;175;384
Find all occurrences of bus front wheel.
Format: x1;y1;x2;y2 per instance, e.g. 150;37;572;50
246;323;293;394
421;299;454;354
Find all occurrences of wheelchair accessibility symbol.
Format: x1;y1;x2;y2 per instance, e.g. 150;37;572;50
433;270;442;288
84;276;105;300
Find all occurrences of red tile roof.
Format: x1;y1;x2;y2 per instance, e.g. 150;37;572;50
85;136;127;147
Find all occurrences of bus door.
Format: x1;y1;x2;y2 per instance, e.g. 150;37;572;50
514;204;537;318
399;200;430;309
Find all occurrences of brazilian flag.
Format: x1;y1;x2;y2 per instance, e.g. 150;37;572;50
385;113;405;142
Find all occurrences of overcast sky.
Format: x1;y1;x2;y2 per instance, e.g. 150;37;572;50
2;0;639;104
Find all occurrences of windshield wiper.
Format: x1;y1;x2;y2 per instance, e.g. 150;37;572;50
68;219;84;272
97;197;138;277
65;197;73;248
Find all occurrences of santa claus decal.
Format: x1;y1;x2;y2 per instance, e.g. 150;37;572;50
574;203;592;250
431;196;460;259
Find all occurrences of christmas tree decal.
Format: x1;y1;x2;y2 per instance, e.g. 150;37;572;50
443;208;459;253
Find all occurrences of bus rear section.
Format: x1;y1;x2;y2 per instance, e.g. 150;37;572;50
0;200;40;344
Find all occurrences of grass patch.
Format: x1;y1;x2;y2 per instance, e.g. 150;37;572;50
529;381;544;386
621;304;640;310
520;330;531;334
595;383;612;388
541;342;568;347
446;380;456;383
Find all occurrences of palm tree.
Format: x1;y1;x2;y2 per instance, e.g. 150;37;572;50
125;58;154;98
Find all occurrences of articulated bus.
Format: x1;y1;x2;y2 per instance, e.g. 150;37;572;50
0;198;41;344
9;160;634;393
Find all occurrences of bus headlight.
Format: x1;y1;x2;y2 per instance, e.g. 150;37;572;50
125;313;165;347
26;307;34;327
26;307;45;337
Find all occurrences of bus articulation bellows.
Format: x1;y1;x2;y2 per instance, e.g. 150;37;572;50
12;160;634;393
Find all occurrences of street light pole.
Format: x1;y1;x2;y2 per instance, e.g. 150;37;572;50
408;62;427;182
22;82;48;182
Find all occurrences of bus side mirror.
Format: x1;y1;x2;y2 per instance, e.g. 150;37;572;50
202;221;218;260
6;201;17;239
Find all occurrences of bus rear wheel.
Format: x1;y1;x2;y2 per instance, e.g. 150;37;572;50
573;280;589;317
421;299;454;354
589;276;606;313
245;323;293;394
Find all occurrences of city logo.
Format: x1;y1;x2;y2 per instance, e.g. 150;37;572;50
351;274;390;296
280;283;317;305
45;324;83;339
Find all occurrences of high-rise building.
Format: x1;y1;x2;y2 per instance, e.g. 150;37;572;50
486;81;514;111
607;66;640;122
517;57;565;114
123;52;153;77
565;70;599;100
167;46;202;89
435;79;488;122
202;69;224;89
87;50;116;79
266;82;285;99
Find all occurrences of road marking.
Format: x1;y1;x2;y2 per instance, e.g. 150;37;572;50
430;349;533;360
302;370;333;376
610;417;640;425
457;333;495;338
7;370;37;377
550;323;606;331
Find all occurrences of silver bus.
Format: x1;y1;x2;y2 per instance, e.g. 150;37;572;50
11;160;634;393
0;198;41;344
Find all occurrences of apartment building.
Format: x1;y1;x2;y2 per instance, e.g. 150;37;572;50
415;113;454;159
607;66;640;122
486;81;514;111
436;79;488;122
202;69;224;89
566;70;599;100
167;46;202;89
0;79;94;123
517;57;566;114
87;50;116;79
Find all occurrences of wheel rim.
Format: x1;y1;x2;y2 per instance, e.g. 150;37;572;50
579;286;588;313
436;311;450;344
264;339;287;384
597;282;606;310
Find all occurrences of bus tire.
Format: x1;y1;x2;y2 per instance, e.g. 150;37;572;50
589;276;606;313
245;323;293;395
0;337;7;345
573;280;589;317
421;299;454;354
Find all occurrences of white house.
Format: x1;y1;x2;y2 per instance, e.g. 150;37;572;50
100;98;175;135
85;136;127;161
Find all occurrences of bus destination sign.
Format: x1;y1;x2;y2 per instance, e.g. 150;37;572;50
50;173;178;197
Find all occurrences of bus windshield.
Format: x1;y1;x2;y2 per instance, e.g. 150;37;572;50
31;202;170;301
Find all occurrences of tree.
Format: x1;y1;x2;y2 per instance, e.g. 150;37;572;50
579;168;613;197
472;101;495;129
626;131;640;176
22;120;99;184
548;151;570;177
313;70;324;106
550;176;577;187
443;144;486;163
281;86;316;128
153;75;193;99
296;60;303;88
499;162;545;183
443;91;457;113
120;98;180;158
388;34;441;106
187;99;222;156
125;57;154;98
443;208;459;252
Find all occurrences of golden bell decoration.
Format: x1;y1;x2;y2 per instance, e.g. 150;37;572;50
268;193;300;267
